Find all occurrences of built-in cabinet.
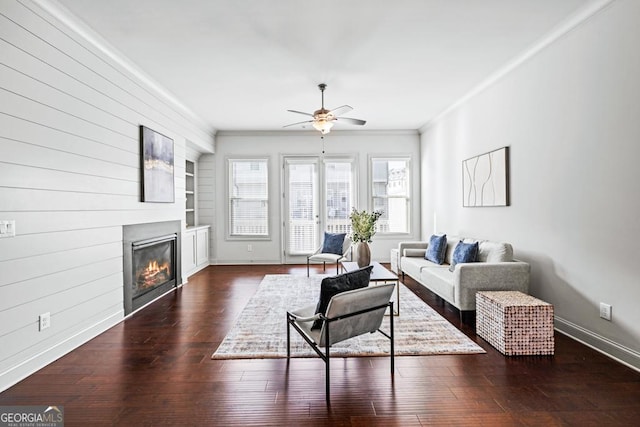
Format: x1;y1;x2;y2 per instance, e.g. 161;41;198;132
182;225;210;279
183;158;210;281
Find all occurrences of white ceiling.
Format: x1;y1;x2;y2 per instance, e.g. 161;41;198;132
54;0;595;133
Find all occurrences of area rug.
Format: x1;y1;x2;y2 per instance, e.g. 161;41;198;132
211;274;485;359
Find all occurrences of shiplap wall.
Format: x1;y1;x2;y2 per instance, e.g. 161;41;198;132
198;154;215;260
0;0;213;391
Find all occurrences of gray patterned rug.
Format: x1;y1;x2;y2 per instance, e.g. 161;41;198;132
211;274;485;359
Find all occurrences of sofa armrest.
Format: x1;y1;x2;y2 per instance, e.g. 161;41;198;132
398;241;428;256
398;242;429;272
453;261;531;310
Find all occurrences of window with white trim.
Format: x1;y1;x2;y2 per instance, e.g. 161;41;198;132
228;158;269;237
371;158;410;234
324;159;354;235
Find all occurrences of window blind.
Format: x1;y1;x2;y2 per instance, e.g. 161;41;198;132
229;159;268;236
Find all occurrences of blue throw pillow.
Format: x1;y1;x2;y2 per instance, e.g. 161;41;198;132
311;265;373;329
425;234;447;265
449;241;479;272
321;232;346;255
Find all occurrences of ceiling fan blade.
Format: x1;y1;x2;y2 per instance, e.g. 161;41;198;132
287;109;314;117
336;117;366;126
283;119;313;128
329;105;353;117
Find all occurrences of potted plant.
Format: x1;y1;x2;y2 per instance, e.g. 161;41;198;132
349;208;383;267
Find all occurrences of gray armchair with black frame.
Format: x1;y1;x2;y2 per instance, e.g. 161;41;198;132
307;232;352;277
286;268;395;405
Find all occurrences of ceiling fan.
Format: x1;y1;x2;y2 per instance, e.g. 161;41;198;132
284;83;366;134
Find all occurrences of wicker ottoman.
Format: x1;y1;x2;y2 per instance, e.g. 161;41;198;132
476;291;554;356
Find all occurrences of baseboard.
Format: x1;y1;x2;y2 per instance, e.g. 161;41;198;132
124;285;179;319
555;316;640;372
210;259;281;265
0;310;124;392
182;262;210;282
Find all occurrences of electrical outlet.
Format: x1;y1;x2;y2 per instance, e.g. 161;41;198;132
0;220;16;238
247;244;253;252
599;303;612;321
39;312;51;331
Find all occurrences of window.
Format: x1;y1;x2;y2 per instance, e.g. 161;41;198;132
371;158;410;234
324;160;354;235
228;159;268;237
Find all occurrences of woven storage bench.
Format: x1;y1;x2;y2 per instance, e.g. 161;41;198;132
476;291;554;356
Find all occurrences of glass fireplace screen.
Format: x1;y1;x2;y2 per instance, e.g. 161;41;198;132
132;234;176;298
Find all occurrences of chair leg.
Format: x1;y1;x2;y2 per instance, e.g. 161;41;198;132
335;262;339;275
307;258;310;277
325;326;331;405
322;261;326;272
286;315;291;359
390;301;395;375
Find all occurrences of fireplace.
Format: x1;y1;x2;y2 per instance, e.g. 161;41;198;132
123;221;181;315
133;234;175;298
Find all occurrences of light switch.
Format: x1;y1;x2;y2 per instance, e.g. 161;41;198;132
0;220;16;238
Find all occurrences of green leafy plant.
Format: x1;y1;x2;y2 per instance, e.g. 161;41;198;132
349;208;383;243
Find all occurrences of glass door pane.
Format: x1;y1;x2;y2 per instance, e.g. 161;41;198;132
284;158;319;257
324;161;353;235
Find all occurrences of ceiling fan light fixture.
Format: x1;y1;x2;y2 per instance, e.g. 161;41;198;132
312;119;333;134
284;83;365;134
312;111;334;134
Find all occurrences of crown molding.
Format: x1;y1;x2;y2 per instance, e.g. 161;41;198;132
215;129;419;138
419;0;616;134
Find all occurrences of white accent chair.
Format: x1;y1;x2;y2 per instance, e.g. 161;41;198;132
306;236;352;277
286;283;395;404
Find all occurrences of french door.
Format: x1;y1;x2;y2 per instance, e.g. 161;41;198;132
282;156;355;263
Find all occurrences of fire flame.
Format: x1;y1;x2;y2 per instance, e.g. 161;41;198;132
137;259;171;289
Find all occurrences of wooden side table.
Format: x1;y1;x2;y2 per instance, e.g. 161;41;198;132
476;291;554;356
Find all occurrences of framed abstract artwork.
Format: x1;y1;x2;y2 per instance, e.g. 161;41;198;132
462;146;509;207
140;125;175;203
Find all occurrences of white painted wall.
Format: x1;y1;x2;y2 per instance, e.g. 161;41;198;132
421;0;640;368
0;0;213;391
209;131;421;265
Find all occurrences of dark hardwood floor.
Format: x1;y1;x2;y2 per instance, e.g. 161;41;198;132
1;265;639;426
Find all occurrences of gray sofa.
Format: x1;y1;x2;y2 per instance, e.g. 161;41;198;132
398;236;530;318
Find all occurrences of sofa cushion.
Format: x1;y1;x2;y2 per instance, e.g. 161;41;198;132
321;232;346;255
420;267;455;304
477;241;513;262
400;256;442;281
449;241;479;272
312;265;373;329
425;234;447;265
444;236;460;265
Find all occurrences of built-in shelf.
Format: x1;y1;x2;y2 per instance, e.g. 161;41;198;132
185;160;196;227
183;160;209;280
